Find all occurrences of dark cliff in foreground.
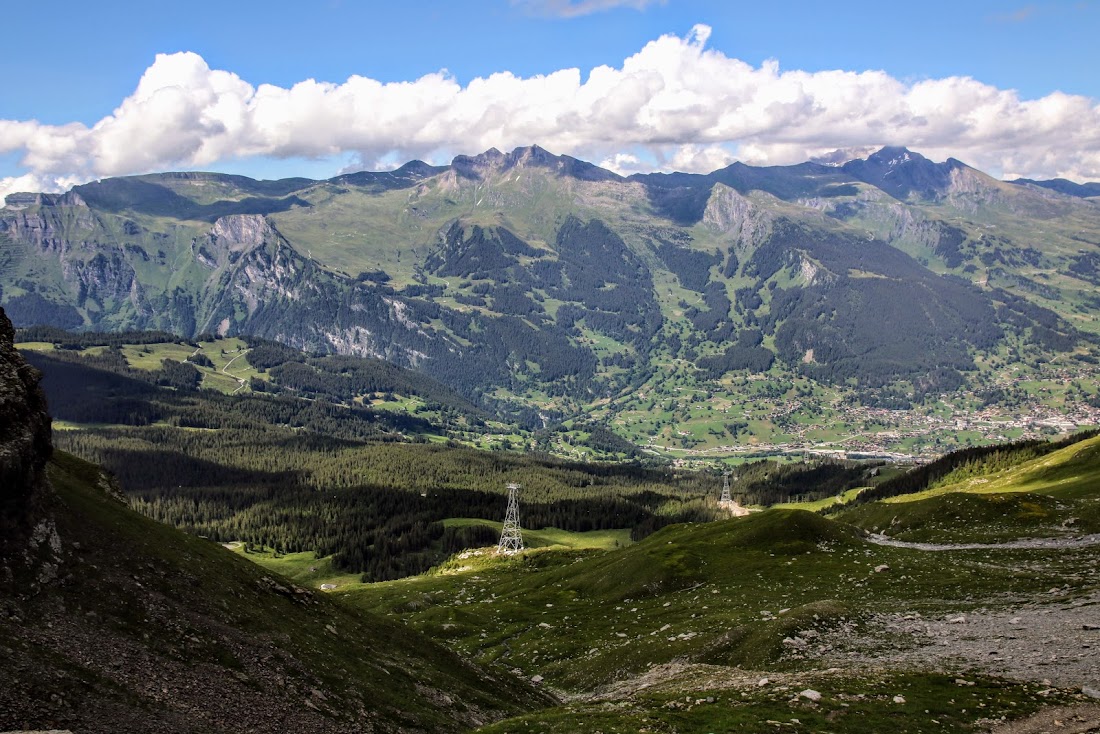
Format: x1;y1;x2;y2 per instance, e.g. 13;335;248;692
0;305;58;591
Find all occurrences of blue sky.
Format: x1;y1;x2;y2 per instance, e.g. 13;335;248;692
1;0;1098;193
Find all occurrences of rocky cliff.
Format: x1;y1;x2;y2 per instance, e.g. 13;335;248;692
0;305;59;591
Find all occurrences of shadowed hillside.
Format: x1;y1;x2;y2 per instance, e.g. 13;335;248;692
0;306;549;733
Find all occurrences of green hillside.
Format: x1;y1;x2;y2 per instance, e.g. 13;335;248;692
0;450;550;732
326;434;1100;729
337;501;1095;730
345;506;1095;687
892;433;1100;500
835;434;1100;542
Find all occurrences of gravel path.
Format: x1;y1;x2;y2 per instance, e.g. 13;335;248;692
986;704;1100;733
866;533;1100;552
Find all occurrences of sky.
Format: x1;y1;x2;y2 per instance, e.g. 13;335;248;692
1;0;1098;198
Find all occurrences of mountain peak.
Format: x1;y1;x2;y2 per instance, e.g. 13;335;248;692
866;146;922;167
450;145;621;182
843;146;964;200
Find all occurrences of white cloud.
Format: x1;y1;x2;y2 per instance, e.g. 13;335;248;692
666;144;737;174
3;24;1100;201
598;152;643;175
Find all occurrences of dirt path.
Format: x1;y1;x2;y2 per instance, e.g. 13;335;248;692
575;663;846;703
222;349;250;395
986;704;1100;733
866;533;1100;552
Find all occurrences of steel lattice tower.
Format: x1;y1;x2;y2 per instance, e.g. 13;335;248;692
496;483;524;555
720;472;732;504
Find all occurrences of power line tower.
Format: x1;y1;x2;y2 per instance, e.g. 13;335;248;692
496;483;524;555
719;472;732;504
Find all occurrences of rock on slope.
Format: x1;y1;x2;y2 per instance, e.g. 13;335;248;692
0;305;548;733
0;306;59;591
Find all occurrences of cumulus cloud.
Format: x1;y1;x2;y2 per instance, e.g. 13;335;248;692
3;23;1100;200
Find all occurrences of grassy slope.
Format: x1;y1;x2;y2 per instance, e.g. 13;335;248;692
18;337;516;460
120;337;263;393
17;337;260;395
479;671;1063;734
441;519;633;550
344;509;1097;689
836;435;1100;542
228;524;633;593
333;504;1095;731
896;434;1100;501
0;452;548;733
761;486;867;512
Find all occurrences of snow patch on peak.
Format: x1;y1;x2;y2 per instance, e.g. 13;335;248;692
888;152;912;167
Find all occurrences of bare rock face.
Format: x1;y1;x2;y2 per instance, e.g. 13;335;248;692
210;213;275;252
0;306;58;590
702;183;773;248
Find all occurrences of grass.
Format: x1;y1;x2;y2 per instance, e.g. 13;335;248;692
477;671;1072;733
325;443;1100;732
17;337;262;395
224;544;364;590
837;490;1100;542
342;506;1100;693
120;337;262;394
331;496;1098;729
898;435;1100;502
763;486;867;512
230;523;633;593
120;341;198;370
835;435;1100;542
442;519;633;550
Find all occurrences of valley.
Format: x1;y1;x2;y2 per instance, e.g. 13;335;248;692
3;146;1100;732
602;356;1100;461
3;303;1100;731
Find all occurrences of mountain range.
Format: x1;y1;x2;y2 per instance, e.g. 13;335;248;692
2;145;1098;452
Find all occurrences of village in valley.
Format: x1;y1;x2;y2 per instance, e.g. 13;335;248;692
596;360;1100;463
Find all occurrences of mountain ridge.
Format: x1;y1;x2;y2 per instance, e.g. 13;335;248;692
2;144;1098;456
6;144;1099;208
1010;177;1100;199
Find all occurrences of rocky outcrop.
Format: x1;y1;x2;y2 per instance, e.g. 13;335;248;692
0;196;98;255
703;183;773;249
0;306;59;590
450;145;622;183
210;212;275;252
199;215;308;320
